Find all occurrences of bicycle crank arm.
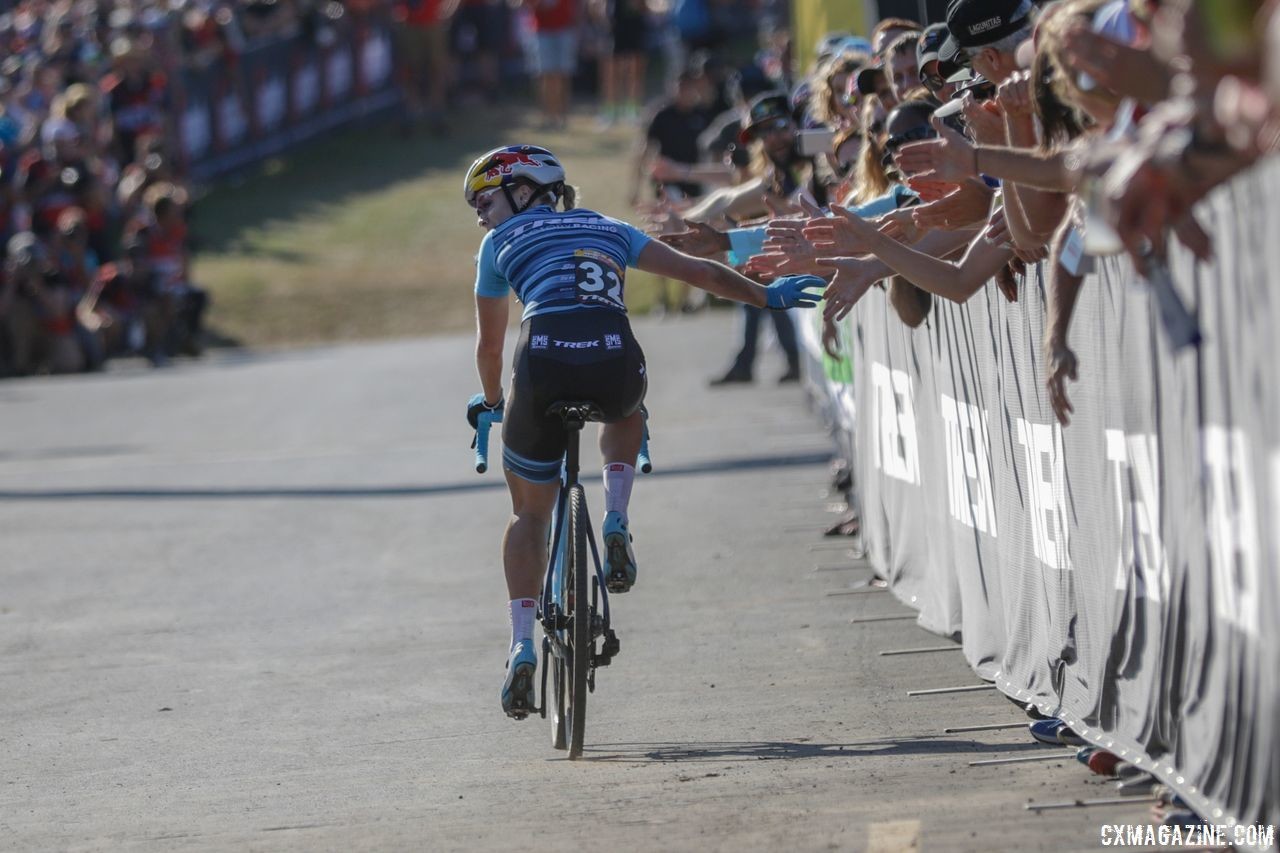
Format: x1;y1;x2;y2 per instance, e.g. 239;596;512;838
538;636;551;719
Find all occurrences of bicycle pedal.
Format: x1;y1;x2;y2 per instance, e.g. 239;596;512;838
595;629;621;667
605;570;633;593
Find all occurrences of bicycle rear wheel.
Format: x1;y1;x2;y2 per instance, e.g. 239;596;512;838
565;484;591;759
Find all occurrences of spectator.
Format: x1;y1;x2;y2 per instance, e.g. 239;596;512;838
124;182;207;362
631;69;714;207
1;230;83;374
523;0;578;130
100;36;169;165
593;0;649;127
917;22;960;100
392;0;458;136
885;31;922;103
806;54;866;131
451;0;505;103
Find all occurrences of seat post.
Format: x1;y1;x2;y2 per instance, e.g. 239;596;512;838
562;419;583;487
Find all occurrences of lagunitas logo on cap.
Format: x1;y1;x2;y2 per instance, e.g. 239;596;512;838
968;15;1004;35
944;0;1033;50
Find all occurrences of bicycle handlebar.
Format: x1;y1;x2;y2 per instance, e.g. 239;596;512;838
474;410;501;473
637;430;652;474
473;409;652;475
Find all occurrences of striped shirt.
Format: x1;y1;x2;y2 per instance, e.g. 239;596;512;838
474;206;652;320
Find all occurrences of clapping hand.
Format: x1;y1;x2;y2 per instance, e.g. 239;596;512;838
659;218;729;257
897;115;979;183
912;180;994;230
802;205;879;255
816;257;881;321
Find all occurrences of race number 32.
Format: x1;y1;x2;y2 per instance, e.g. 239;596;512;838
575;257;624;308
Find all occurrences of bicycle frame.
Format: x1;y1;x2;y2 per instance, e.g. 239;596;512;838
472;405;646;726
540;418;612;674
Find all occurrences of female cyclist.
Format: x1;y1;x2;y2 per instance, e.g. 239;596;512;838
462;144;825;718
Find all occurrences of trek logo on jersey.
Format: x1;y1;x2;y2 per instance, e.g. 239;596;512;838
484;151;540;181
532;334;549;349
553;339;600;349
605;334;623;350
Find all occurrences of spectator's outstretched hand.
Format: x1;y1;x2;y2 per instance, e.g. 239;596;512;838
821;315;842;358
763;218;807;244
906;177;960;202
659;219;729;257
1062;25;1169;105
817;257;881;321
744;248;827;282
961;94;1007;145
897;115;977;183
803;205;879;255
912;180;993;230
996;71;1035;120
995;259;1021;303
648;157;687;184
984;207;1011;245
879;208;923;244
1046;341;1078;426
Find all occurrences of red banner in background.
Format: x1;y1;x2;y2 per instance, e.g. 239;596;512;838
177;14;399;180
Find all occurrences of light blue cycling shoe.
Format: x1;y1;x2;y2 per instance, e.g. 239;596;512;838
501;640;538;720
603;511;637;593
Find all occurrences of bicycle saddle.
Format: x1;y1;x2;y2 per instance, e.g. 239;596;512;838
546;401;606;424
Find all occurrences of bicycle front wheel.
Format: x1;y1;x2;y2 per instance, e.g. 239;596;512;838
565;483;591;760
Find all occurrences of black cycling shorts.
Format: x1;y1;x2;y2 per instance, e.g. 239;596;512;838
503;310;647;483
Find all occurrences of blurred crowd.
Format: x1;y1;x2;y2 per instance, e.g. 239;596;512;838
643;0;1279;411
0;0;211;376
390;0;782;134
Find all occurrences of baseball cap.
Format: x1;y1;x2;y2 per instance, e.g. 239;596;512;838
917;23;949;68
738;93;793;143
940;0;1034;66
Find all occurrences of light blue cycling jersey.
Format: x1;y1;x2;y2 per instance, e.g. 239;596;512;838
474;205;652;320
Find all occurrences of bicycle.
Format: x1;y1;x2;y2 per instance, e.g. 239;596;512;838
473;404;651;759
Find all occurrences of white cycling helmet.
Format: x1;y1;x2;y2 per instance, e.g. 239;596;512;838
463;144;566;213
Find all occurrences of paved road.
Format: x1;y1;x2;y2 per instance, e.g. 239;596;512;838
1;313;1154;851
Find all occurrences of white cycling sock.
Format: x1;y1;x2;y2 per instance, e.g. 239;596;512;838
508;598;537;650
603;462;635;521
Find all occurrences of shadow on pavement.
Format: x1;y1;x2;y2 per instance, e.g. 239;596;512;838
0;452;832;501
580;738;1055;763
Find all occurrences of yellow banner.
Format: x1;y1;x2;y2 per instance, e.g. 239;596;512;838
792;0;870;73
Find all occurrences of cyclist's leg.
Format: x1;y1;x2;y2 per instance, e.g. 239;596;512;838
498;319;569;717
597;315;647;592
501;472;558;602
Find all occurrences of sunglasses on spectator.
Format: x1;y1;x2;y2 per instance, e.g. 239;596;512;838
880;125;935;168
964;81;997;102
755;117;792;136
921;70;946;92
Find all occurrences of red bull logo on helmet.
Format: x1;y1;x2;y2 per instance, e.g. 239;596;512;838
483;151;542;181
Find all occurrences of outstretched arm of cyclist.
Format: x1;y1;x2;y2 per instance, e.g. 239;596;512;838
634;238;823;310
475;293;508;405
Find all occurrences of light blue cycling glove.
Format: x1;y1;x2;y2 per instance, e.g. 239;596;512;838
467;393;504;429
765;275;826;310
